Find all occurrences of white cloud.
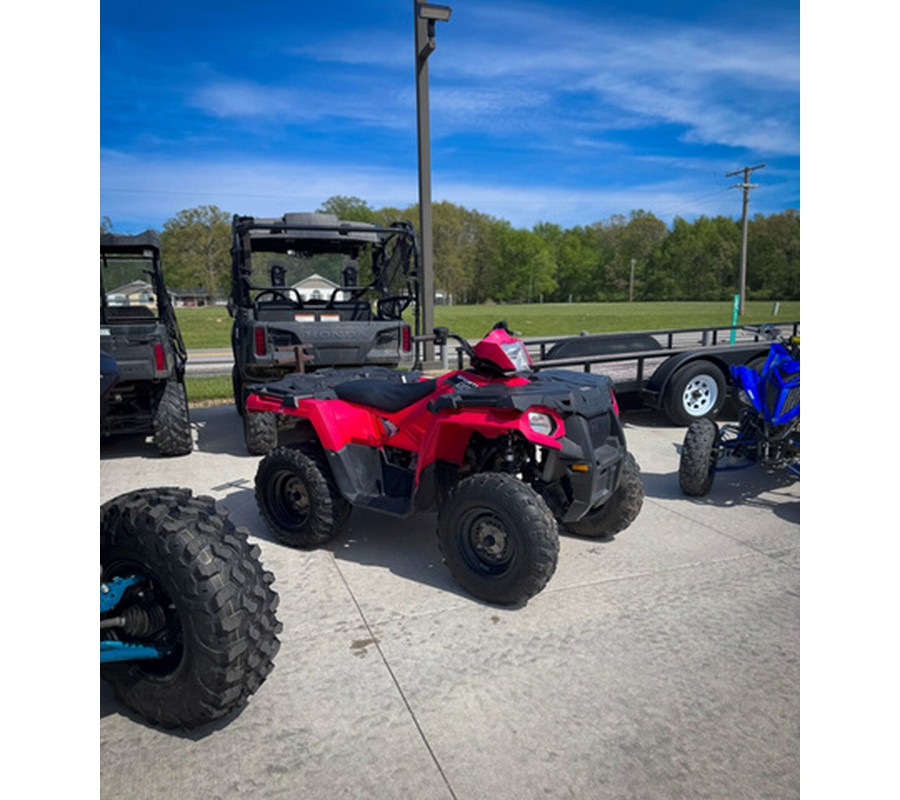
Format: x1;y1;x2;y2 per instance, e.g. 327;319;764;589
100;149;792;232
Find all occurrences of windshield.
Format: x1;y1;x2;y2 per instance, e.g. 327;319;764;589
240;227;417;320
100;253;159;319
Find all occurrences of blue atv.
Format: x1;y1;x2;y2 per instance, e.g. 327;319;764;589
101;352;282;729
678;327;799;497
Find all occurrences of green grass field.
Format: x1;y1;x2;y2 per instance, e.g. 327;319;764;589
181;300;799;404
177;300;799;349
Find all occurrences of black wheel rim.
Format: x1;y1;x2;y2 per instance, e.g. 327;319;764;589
268;468;311;530
458;509;516;576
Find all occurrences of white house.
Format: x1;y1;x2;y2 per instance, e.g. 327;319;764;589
291;273;346;302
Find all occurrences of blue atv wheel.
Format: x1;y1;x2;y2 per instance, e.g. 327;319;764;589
679;419;719;496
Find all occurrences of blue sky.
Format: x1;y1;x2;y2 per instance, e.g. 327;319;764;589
100;0;799;233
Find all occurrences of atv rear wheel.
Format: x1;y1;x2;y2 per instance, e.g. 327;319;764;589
153;380;193;456
244;410;278;455
679;418;720;496
563;452;644;539
438;473;559;606
255;445;350;547
100;488;281;729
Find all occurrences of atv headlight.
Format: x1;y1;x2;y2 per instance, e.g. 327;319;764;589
501;341;531;371
527;411;556;436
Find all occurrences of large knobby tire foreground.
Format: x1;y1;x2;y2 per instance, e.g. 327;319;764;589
438;472;559;606
255;445;350;548
563;452;644;539
679;418;720;496
100;488;281;730
244;410;278;455
153;380;193;456
664;361;727;426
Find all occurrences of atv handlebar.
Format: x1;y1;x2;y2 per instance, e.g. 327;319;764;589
742;324;799;357
433;327;477;360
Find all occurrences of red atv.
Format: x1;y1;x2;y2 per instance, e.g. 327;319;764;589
248;322;644;605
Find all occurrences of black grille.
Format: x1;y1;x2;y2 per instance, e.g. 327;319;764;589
765;373;799;416
587;414;610;445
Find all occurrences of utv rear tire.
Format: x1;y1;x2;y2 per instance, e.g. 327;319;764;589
255;445;350;547
100;488;281;729
245;411;278;455
153;380;193;456
679;418;719;496
564;452;644;539
438;473;559;606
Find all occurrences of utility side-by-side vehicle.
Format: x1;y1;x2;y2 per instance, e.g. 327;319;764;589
100;231;193;456
228;212;420;454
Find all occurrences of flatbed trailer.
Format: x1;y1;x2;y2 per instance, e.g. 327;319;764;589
453;323;799;426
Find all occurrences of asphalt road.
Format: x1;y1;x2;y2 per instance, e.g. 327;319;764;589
100;403;800;800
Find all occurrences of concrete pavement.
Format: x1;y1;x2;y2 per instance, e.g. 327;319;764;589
100;403;800;800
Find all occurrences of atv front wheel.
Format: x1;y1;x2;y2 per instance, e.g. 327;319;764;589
438;473;559;606
563;452;644;539
153;380;193;456
255;445;350;547
679;418;720;496
100;488;281;729
244;410;278;455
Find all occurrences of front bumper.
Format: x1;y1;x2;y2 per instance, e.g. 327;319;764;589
540;411;627;523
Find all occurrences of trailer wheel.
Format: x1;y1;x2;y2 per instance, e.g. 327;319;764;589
679;419;719;496
437;473;559;606
664;361;726;426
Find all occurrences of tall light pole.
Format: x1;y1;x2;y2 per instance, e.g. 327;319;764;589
727;163;765;316
414;2;451;365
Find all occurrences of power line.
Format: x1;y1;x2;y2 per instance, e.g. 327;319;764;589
726;163;765;316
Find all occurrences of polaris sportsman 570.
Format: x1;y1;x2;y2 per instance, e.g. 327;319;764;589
679;326;799;497
247;322;644;606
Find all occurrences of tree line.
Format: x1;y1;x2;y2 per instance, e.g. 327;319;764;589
107;197;799;303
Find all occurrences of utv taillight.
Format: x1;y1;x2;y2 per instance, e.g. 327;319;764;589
401;325;412;353
153;343;165;373
610;390;620;416
255;327;267;356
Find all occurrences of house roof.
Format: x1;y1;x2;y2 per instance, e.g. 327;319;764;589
291;273;339;289
108;279;153;296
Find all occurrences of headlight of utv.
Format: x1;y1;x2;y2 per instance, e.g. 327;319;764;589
527;410;556;436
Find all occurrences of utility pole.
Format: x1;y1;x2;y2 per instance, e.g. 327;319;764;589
726;163;765;316
414;2;451;366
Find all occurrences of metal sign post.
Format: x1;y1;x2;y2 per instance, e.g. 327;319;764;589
414;2;451;366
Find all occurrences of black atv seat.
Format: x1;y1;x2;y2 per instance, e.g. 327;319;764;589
334;378;437;412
